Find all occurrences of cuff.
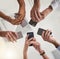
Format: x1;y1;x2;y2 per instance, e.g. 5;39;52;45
50;0;59;10
57;46;60;51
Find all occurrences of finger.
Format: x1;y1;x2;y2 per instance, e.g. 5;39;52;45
47;31;51;40
5;34;11;42
25;35;29;41
9;32;17;42
42;31;45;39
7;32;14;42
45;30;49;38
37;11;41;19
14;19;22;24
30;41;36;46
31;37;36;41
12;32;18;39
34;11;40;22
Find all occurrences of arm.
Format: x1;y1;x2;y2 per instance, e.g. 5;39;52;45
41;0;60;19
30;0;43;22
31;39;49;59
41;5;53;18
34;0;40;9
0;11;13;22
14;0;25;24
17;0;25;14
42;30;60;48
0;31;18;42
0;31;6;37
39;50;49;59
23;36;33;59
23;46;28;59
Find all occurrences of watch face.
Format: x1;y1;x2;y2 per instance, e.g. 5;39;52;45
37;28;52;36
29;19;37;27
27;32;34;39
17;31;23;39
21;20;28;27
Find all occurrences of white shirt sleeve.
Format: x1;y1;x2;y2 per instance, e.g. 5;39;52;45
50;0;60;10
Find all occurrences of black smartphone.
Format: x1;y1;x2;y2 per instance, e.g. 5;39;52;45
37;28;52;36
29;19;37;27
27;32;34;46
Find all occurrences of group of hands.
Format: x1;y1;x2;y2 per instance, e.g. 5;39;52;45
0;0;45;42
23;30;59;59
23;30;60;59
24;30;55;54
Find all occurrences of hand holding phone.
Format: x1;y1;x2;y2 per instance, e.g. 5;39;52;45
27;32;34;46
37;28;52;36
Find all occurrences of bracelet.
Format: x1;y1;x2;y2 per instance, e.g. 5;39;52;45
40;51;45;56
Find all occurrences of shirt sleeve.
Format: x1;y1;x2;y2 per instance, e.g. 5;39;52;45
50;0;60;10
57;46;60;51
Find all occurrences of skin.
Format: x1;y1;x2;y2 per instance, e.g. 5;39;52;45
42;30;60;48
0;31;18;42
0;0;25;25
30;0;43;22
30;0;53;22
23;35;49;59
15;0;26;24
41;5;53;19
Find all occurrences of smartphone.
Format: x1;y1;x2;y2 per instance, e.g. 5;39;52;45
29;19;37;27
21;20;28;27
37;28;52;36
27;32;34;46
17;31;23;39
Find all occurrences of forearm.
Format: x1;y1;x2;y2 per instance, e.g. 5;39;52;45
51;39;60;48
23;51;28;59
17;0;25;13
39;50;49;59
41;5;53;18
34;0;40;9
0;11;12;22
41;54;49;59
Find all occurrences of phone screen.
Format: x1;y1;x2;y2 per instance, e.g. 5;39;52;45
27;32;34;46
29;19;37;27
37;28;52;36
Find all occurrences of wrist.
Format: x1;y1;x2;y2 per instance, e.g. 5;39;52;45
34;0;40;9
18;4;25;14
0;31;6;37
39;50;45;55
52;40;60;48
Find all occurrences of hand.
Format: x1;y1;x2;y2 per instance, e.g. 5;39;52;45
42;30;53;43
15;6;25;24
30;0;44;22
31;39;43;53
1;31;18;42
42;30;60;48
